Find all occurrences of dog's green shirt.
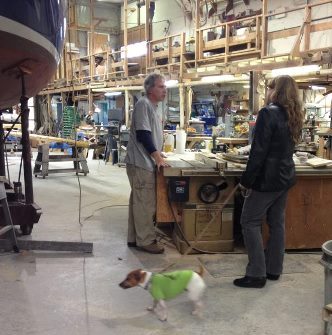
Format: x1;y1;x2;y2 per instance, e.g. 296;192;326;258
150;270;193;300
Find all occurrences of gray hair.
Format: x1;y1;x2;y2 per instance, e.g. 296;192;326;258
144;73;165;94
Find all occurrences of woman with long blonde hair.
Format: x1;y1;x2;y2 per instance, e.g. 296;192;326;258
234;75;304;288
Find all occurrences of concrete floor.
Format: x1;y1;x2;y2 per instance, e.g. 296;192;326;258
0;153;327;335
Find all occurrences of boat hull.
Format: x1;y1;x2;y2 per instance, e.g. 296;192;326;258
0;1;66;108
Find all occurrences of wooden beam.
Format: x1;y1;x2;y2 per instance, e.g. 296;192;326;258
14;132;90;148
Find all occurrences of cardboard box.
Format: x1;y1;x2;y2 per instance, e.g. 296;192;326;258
172;229;234;254
179;207;233;241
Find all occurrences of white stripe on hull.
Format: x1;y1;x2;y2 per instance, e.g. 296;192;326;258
0;15;60;64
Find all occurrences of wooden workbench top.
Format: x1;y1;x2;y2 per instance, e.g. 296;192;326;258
163;152;332;177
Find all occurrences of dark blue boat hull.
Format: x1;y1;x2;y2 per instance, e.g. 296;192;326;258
0;0;66;108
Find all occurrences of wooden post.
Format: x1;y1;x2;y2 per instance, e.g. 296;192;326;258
180;32;185;81
179;83;185;129
47;93;52;134
124;0;128;77
256;15;261;51
145;0;150;72
195;0;200;67
90;0;95;80
88;88;93;114
125;89;130;128
225;23;229;64
168;36;171;73
261;0;267;58
185;86;192;128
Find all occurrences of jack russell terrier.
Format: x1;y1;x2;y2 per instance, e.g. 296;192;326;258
119;266;206;321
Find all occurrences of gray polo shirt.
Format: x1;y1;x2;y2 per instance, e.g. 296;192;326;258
124;96;163;172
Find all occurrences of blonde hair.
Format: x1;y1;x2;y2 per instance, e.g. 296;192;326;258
267;75;304;143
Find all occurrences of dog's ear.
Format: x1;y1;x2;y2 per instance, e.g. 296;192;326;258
134;269;142;281
132;269;143;281
134;269;148;283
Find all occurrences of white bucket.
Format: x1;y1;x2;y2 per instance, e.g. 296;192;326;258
176;129;187;154
164;133;174;152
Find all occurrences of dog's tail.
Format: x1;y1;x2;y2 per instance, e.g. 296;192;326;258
195;265;204;277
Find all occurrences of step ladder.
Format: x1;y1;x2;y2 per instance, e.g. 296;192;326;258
0;176;19;252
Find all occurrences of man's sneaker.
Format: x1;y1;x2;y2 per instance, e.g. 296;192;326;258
137;242;164;254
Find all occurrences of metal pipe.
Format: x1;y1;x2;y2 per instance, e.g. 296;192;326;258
20;75;34;205
249;71;254;116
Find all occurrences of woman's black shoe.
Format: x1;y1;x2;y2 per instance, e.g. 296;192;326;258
127;242;137;247
233;276;266;288
266;273;280;280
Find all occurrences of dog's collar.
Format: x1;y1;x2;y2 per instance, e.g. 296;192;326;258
139;271;153;290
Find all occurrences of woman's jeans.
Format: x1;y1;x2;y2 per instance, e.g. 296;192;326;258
240;189;289;277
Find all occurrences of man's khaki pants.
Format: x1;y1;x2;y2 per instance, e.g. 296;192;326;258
126;164;156;247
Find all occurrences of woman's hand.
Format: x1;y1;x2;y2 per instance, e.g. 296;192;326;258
239;183;252;198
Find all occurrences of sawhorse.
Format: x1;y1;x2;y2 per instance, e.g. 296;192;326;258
33;143;89;179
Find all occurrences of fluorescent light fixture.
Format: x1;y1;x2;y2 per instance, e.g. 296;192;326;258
310;85;326;91
105;91;122;97
121;41;147;59
165;79;178;87
201;75;235;83
271;65;320;77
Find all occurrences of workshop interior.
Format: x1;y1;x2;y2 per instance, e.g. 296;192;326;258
1;0;332;334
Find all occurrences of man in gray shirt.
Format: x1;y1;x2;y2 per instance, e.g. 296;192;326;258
125;73;169;254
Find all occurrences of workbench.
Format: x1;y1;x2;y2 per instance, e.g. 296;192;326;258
156;152;239;253
157;152;332;250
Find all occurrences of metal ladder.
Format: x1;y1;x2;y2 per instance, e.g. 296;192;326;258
0;176;19;252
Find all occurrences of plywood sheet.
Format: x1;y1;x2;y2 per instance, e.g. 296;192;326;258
307;157;332;167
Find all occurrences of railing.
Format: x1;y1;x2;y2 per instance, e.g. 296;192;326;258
147;32;186;77
45;0;332;90
196;14;262;64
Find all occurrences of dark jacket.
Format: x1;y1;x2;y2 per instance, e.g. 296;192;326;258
240;103;296;192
